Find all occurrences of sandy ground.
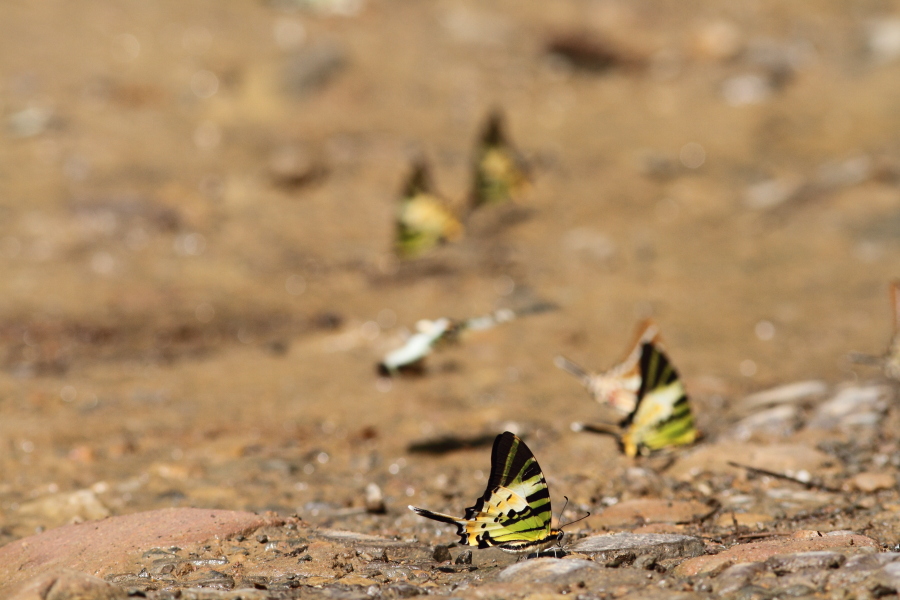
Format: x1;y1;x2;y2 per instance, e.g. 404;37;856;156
2;0;900;596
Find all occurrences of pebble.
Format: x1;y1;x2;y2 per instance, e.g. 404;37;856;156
16;489;111;527
455;550;473;565
722;73;774;106
281;42;346;97
847;471;895;492
692;20;744;61
570;532;705;562
317;529;410;547
867;19;900;64
729;405;799;441
7;106;54;138
432;545;451;563
496;557;601;583
743;176;805;209
765;550;846;574
711;562;767;595
739;380;828;411
365;482;386;514
807;384;891;430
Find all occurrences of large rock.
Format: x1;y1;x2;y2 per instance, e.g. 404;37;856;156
0;508;282;594
674;531;879;577
6;569;126;600
570;533;705;563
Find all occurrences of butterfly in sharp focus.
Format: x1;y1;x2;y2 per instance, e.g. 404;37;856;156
395;160;463;259
619;342;697;457
409;431;563;554
555;320;661;415
469;111;531;211
849;280;900;381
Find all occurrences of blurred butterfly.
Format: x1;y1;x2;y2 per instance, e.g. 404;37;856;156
409;432;564;554
619;342;697;457
555;320;661;414
469;111;531;210
849;280;900;381
378;304;556;376
395;160;463;259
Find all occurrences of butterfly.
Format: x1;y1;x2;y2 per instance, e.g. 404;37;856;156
395;160;463;259
378;304;557;376
469;111;531;210
555;320;661;414
849;280;900;381
409;432;563;554
619;342;697;457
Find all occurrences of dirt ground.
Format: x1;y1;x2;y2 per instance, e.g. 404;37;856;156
3;0;900;597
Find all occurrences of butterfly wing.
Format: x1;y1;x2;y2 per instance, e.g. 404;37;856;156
409;432;554;552
396;161;462;258
469;112;530;210
620;342;696;456
557;320;661;414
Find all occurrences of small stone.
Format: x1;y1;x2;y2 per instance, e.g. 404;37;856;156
848;472;895;493
740;381;828;411
496;557;601;583
712;563;766;595
692;20;743;61
281;42;346;97
729;405;799;441
365;483;386;515
432;545;451;563
868;19;900;64
455;550;472;565
765;551;846;574
256;534;269;544
743;177;804;209
808;384;891;430
17;489;111;527
337;575;378;587
722;74;774;106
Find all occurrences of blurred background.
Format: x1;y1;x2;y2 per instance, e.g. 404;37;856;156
2;0;900;544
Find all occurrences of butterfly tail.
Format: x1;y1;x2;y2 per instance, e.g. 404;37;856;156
408;505;464;526
554;356;593;387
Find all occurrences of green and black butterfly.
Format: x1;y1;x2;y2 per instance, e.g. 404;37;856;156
619;342;696;457
409;432;563;554
469;111;531;210
395;160;463;259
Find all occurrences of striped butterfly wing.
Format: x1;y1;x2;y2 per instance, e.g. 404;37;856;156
469;112;530;210
620;342;696;457
458;432;554;550
396;161;462;259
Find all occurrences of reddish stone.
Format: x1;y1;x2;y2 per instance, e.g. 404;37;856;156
0;508;283;594
674;531;879;577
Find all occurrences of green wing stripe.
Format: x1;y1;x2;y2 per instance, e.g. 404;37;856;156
413;432;557;553
621;342;697;455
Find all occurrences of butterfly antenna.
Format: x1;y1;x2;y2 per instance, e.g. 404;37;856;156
557;496;592;533
554;497;591;556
